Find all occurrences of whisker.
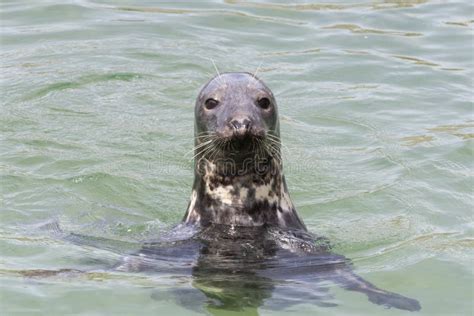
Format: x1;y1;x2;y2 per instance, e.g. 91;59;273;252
210;58;226;87
188;140;214;154
265;133;281;141
265;134;288;152
263;141;282;166
253;61;262;79
195;131;216;138
256;138;265;160
209;139;225;161
191;142;216;160
266;139;284;152
251;138;257;155
195;134;215;138
186;135;218;158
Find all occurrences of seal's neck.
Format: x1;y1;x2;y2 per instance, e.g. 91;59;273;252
183;159;306;231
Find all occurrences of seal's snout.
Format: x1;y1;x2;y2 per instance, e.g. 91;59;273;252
230;117;252;134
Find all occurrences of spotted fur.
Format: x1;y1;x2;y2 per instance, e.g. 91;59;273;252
182;73;306;230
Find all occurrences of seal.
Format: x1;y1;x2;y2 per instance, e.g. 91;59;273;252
183;72;306;230
169;72;420;312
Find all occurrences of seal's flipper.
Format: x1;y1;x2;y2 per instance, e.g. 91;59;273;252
333;269;421;311
115;239;202;274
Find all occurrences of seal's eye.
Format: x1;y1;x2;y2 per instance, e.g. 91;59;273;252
204;98;219;110
257;97;271;110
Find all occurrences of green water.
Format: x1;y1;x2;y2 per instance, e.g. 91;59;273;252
1;0;473;315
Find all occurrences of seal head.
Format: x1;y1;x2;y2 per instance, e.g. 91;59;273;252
183;72;306;230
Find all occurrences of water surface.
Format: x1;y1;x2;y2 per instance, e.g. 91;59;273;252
1;0;473;315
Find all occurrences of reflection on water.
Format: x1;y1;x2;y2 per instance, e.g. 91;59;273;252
24;72;145;100
393;55;439;67
322;24;422;37
224;0;429;11
113;224;420;313
444;20;474;27
401;135;434;146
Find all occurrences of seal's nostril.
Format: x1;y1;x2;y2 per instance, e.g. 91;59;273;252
242;119;251;130
231;120;242;130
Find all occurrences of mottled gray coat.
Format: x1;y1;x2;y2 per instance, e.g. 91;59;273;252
182;72;305;230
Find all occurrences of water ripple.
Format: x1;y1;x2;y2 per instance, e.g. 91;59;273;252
24;72;147;100
322;24;422;37
224;0;429;11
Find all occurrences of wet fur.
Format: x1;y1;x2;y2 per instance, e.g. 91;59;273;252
177;72;421;312
183;72;305;230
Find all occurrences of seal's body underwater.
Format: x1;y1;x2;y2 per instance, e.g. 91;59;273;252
120;73;421;312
